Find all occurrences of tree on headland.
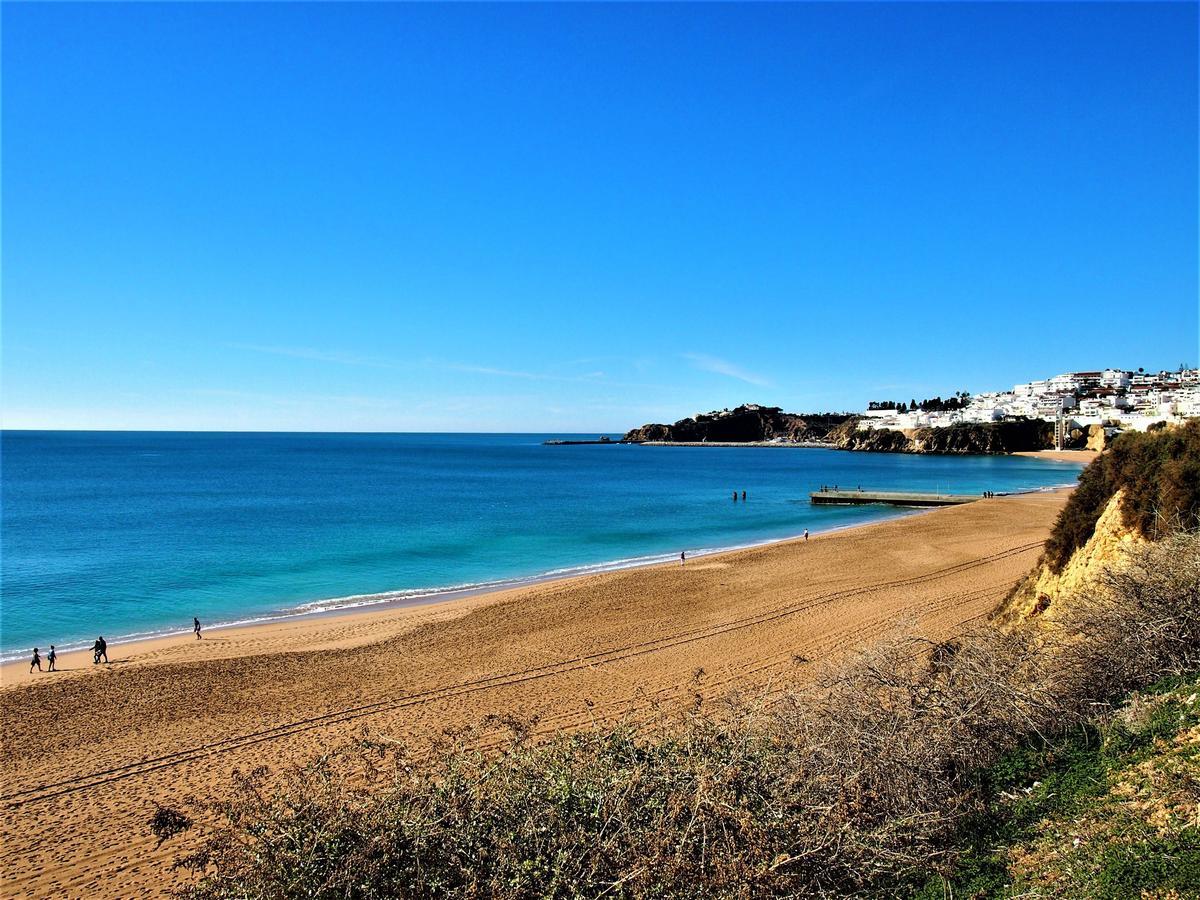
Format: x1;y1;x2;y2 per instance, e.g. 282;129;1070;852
868;393;972;414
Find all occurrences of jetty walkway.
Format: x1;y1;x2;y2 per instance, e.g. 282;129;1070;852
810;489;982;507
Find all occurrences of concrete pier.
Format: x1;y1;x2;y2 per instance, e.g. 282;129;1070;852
810;489;981;507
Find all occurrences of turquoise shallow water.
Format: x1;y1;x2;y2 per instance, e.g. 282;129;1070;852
0;431;1083;659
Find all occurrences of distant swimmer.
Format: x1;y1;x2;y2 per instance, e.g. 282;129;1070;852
194;617;202;640
741;490;747;501
680;550;686;567
92;636;108;665
804;529;809;542
732;491;737;501
29;647;41;674
47;645;57;672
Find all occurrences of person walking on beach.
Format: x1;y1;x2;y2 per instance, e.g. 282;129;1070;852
804;529;809;542
47;645;57;672
92;636;108;664
680;550;686;567
29;648;41;674
194;617;202;640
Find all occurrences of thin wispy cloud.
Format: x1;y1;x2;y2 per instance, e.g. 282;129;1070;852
683;353;773;388
442;363;613;383
191;387;394;408
441;363;549;380
226;343;668;392
227;343;399;369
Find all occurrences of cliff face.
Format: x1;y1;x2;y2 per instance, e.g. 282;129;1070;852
625;408;1058;453
994;489;1146;628
623;406;853;443
833;419;1055;454
994;422;1200;630
1085;423;1109;452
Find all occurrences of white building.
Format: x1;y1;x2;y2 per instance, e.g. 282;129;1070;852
858;365;1197;437
1101;369;1132;388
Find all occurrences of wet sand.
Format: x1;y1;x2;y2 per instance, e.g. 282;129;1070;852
0;490;1068;898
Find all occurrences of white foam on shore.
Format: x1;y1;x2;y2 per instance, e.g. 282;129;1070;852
0;517;910;662
1;479;1081;663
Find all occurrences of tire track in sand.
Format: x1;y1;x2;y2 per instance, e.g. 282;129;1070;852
2;541;1041;809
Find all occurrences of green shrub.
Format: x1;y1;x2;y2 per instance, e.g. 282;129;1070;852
1095;829;1200;899
1044;420;1200;572
176;535;1200;900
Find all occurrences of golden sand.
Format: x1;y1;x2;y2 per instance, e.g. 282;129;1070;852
1013;448;1099;464
1;490;1069;898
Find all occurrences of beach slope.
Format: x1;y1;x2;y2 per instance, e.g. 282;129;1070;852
1;491;1067;898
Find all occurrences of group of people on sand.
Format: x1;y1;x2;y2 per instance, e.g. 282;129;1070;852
28;645;56;673
29;636;105;672
27;617;203;674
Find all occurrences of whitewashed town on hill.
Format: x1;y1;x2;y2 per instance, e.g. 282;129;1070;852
860;367;1200;434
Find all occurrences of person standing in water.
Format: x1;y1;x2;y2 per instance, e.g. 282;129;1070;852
194;617;202;640
47;645;57;672
731;490;737;501
741;490;747;501
29;648;41;674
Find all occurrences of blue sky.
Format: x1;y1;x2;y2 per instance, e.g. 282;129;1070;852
3;2;1197;432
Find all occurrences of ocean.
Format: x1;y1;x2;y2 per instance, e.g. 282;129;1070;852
0;431;1083;660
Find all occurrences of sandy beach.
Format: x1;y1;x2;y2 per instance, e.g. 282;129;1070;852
1;490;1069;898
1013;448;1099;464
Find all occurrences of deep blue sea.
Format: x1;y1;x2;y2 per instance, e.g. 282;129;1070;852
0;432;1083;660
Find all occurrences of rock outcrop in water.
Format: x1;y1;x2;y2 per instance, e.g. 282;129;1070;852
622;405;853;444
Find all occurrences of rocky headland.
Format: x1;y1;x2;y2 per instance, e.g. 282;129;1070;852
622;404;1066;454
621;405;853;444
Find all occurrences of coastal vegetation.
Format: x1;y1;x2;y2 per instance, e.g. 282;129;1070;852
1043;420;1200;572
866;391;972;413
171;522;1200;897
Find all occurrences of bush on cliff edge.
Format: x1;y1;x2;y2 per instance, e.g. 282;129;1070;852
174;533;1200;900
1043;420;1200;573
